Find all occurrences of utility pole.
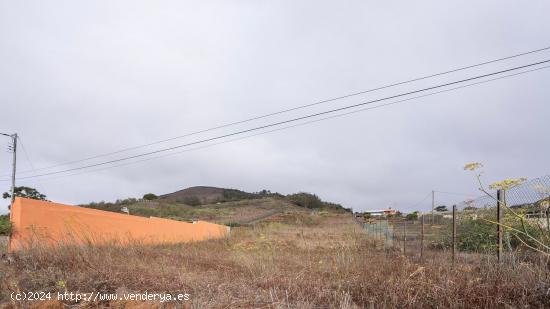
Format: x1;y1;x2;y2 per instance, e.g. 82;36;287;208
431;190;435;224
1;132;17;209
10;133;17;207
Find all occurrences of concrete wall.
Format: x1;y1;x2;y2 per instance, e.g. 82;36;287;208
9;197;229;251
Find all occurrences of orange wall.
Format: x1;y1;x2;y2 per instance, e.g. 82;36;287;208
9;197;230;251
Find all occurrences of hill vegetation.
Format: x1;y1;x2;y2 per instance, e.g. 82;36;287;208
158;186;277;205
81;186;350;224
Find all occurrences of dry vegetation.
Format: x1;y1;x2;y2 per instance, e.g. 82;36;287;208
85;197;310;225
1;213;550;308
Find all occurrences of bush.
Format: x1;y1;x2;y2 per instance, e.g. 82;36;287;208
426;209;546;253
182;196;201;206
222;189;257;201
84;201;128;213
285;192;349;212
116;198;138;205
285;193;323;209
143;193;158;200
0;215;11;236
406;211;418;220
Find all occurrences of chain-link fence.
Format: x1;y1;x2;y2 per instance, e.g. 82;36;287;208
361;174;550;262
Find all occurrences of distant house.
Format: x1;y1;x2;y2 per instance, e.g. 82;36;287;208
419;210;453;219
363;209;399;218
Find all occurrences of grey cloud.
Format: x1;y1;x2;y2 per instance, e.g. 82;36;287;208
1;0;549;214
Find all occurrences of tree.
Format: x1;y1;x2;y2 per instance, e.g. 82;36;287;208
258;189;271;196
286;193;323;209
385;211;402;218
406;211;418;220
3;186;47;201
435;205;448;212
143;193;158;201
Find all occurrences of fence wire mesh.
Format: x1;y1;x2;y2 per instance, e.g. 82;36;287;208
360;174;550;260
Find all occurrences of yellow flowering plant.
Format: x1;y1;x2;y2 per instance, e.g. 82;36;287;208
464;162;550;255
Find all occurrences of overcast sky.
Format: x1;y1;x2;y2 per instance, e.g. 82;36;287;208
1;1;549;214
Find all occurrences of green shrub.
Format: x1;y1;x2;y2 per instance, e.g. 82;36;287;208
143;193;158;200
406;212;418;220
0;215;11;236
427;208;546;253
285;192;349;212
222;189;257;201
182;196;201;206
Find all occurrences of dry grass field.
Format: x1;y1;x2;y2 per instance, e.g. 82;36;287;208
1;213;549;308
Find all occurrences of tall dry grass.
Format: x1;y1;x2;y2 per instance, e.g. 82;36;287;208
1;215;549;308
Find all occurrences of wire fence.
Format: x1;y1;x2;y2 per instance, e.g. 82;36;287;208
455;175;550;209
361;174;550;263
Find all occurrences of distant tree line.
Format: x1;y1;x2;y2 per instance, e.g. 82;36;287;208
0;186;48;236
219;189;350;212
81;188;350;213
220;189;283;203
3;186;48;201
284;192;350;212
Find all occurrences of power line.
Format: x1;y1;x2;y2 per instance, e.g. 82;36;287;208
409;192;432;209
9;45;550;176
6;64;550;182
434;190;476;197
18;136;37;173
7;59;549;181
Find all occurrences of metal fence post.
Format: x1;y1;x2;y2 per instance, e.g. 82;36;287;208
372;221;378;247
378;220;381;242
452;205;456;266
375;221;379;243
432;190;435;224
385;219;388;249
370;222;374;241
403;220;407;255
497;189;504;263
421;213;424;260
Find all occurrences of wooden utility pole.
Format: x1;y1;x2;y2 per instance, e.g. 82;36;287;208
497;189;504;263
420;212;424;260
452;205;456;266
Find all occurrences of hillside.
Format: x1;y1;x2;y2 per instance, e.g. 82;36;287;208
159;186;258;205
82;186;350;225
84;197;330;225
